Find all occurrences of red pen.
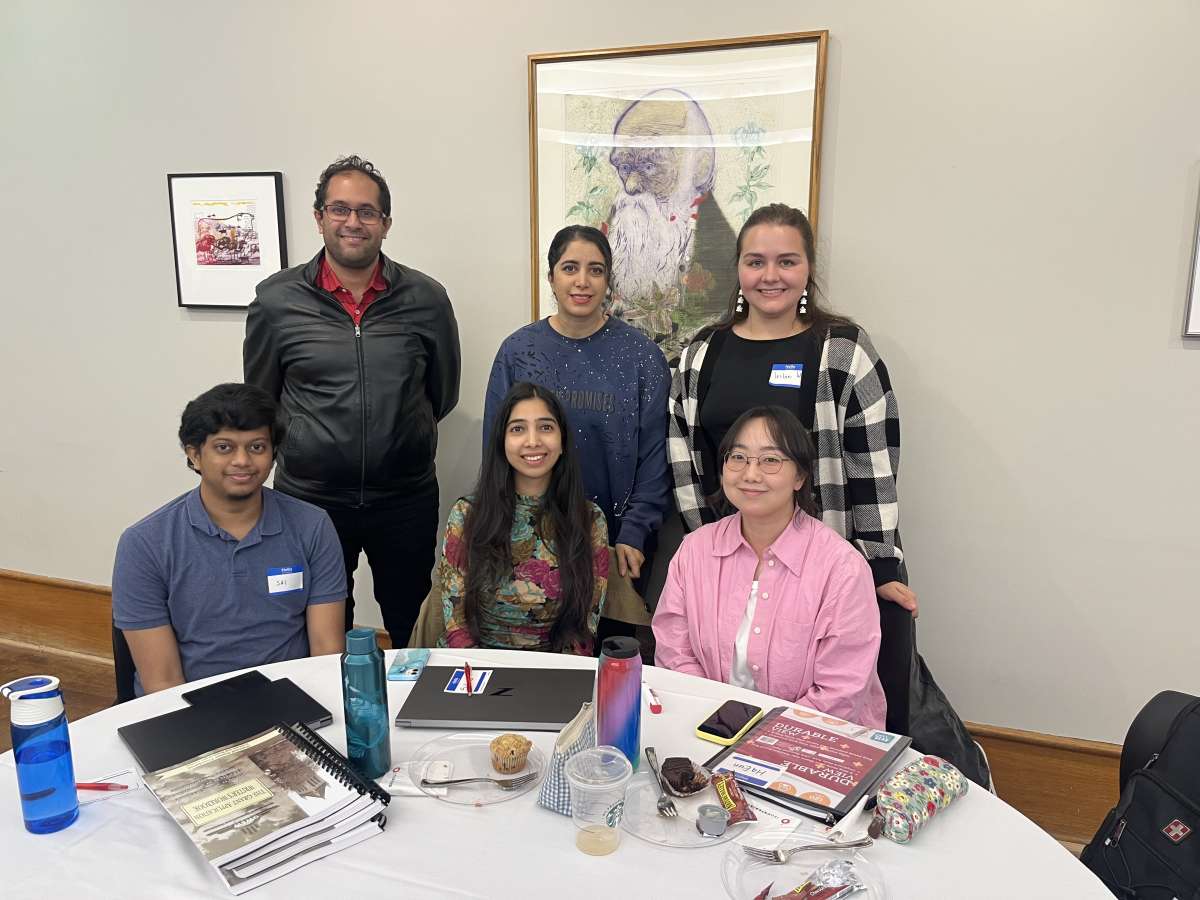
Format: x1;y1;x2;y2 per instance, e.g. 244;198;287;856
76;782;129;792
464;662;473;696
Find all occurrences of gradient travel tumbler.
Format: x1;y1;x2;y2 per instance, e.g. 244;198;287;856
594;636;641;771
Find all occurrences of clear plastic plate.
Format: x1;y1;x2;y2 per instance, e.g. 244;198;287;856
620;771;743;849
408;732;545;806
720;828;889;899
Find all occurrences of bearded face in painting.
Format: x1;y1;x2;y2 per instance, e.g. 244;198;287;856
606;89;716;337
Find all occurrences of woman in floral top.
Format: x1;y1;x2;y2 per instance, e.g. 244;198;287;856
439;382;608;654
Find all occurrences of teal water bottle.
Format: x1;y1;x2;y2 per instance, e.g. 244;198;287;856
2;676;79;834
341;628;392;779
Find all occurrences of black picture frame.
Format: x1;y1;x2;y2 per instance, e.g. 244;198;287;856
167;171;288;309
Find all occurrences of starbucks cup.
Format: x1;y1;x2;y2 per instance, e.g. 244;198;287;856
564;745;633;856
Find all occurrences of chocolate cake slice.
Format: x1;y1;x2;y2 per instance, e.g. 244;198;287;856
661;756;707;794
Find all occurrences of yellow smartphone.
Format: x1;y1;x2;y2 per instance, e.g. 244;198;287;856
694;700;765;746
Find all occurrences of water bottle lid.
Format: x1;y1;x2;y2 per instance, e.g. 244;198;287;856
600;636;640;659
1;675;65;726
345;628;379;655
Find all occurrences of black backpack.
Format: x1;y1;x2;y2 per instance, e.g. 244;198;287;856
1081;691;1200;899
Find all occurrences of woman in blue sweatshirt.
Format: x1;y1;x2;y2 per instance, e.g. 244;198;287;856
484;225;669;603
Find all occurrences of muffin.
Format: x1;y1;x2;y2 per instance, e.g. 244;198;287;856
489;733;533;774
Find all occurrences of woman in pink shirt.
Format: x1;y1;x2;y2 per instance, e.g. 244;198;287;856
652;406;886;728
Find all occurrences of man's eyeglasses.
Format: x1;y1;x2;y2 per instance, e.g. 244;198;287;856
322;203;386;224
724;451;790;475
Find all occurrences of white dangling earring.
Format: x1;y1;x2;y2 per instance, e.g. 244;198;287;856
798;288;809;316
735;291;747;315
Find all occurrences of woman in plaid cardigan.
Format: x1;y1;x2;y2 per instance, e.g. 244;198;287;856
667;204;915;729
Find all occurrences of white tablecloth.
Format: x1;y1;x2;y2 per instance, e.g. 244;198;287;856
0;649;1111;899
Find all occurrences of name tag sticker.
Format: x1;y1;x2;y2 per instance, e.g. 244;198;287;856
444;668;493;694
769;363;804;388
266;566;304;595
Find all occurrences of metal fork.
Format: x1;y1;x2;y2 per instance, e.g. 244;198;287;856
743;836;874;863
643;747;678;818
420;771;538;791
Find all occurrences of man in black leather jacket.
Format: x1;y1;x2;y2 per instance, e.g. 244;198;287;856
244;155;460;646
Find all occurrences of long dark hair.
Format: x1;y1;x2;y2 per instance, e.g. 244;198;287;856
702;203;854;341
711;405;819;518
462;382;596;651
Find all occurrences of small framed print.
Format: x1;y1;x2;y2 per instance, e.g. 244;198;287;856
167;171;288;309
1186;185;1200;338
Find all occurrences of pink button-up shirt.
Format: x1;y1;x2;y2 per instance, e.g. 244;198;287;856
653;511;887;729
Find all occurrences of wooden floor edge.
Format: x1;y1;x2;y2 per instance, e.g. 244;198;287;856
0;567;111;596
966;720;1122;758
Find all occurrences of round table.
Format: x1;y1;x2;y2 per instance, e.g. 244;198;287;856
0;649;1111;899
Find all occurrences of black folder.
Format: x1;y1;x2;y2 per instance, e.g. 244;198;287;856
117;675;333;773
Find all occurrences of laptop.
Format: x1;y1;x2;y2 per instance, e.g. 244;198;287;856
118;675;332;773
393;665;594;730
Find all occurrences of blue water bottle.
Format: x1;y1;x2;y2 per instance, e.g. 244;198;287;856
2;676;79;834
341;628;392;779
595;636;642;771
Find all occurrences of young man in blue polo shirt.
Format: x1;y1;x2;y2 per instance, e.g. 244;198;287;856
113;383;347;695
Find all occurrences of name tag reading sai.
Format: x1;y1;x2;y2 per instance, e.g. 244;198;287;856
267;566;304;595
769;363;804;388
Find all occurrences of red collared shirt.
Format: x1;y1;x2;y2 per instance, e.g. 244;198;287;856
318;255;388;325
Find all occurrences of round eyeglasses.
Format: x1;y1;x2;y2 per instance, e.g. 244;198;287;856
322;203;385;224
723;451;789;475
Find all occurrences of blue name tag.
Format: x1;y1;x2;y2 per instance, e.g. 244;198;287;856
769;363;804;388
266;566;304;595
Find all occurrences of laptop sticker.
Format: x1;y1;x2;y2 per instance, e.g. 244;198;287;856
444;668;493;694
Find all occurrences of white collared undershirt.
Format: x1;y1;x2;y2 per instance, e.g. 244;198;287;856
729;580;760;690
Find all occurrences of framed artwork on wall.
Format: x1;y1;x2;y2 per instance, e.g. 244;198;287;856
167;172;287;309
529;31;828;358
1186;187;1200;338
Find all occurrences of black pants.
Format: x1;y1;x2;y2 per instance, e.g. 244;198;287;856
876;598;913;736
324;490;440;648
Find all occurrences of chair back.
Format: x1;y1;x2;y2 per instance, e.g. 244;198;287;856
407;583;447;648
111;621;137;703
602;549;652;626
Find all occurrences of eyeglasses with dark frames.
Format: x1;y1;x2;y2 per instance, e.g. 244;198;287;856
723;451;790;475
322;203;386;224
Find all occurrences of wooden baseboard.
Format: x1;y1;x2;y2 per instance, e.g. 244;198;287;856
0;568;115;659
0;569;1118;843
0;568;392;656
967;721;1120;845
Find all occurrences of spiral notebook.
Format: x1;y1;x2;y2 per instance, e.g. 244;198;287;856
703;706;910;825
143;721;389;895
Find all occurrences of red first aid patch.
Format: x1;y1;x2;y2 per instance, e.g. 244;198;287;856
1162;819;1192;843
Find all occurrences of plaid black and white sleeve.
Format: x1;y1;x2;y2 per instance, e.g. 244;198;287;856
667;339;710;532
837;330;903;586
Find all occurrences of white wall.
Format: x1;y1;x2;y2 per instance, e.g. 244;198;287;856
2;1;1198;743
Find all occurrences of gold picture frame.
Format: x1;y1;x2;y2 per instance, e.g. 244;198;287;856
528;31;829;357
